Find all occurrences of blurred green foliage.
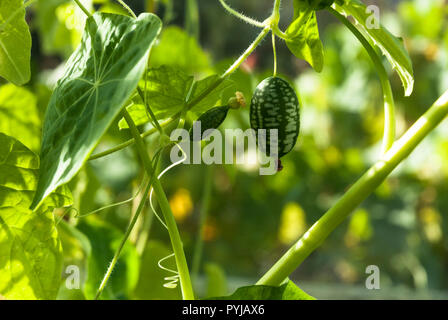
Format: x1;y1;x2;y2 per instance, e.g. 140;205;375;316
1;0;448;299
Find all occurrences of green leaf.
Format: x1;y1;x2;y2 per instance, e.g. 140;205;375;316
30;13;162;210
210;280;315;300
0;0;32;85
0;133;72;300
132;240;181;300
119;68;233;129
56;219;91;300
118;65;194;129
335;0;414;96
150;26;210;74
0;84;41;152
188;75;234;116
77;217;139;300
204;263;228;298
36;0;93;57
286;4;324;73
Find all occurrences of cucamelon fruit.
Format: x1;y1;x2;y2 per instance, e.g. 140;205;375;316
250;76;300;161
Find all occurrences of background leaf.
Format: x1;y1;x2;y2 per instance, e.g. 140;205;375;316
150;26;210;74
335;0;414;96
118;65;194;129
211;280;315;300
0;84;41;152
78;217;139;300
31;12;162;210
0;133;72;300
132;240;182;300
0;0;32;85
286;3;324;72
188;75;234;116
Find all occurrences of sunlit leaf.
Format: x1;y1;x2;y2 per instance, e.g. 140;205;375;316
119;68;233;128
188;75;234;116
31;13;162;210
0;0;32;85
0;133;72;300
286;2;324;72
78;217;139;300
0;84;41;152
335;0;414;96
37;0;92;57
118;65;194;129
210;280;315;300
150;26;210;73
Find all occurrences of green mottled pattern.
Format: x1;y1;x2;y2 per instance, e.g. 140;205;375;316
250;77;300;158
0;0;32;85
190;106;229;141
0;133;72;299
30;13;162;210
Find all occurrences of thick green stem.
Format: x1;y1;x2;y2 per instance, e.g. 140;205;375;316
191;165;213;281
258;89;448;286
122;110;195;300
330;7;395;153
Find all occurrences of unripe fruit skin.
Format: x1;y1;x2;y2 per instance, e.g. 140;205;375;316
250;77;300;158
190;106;230;141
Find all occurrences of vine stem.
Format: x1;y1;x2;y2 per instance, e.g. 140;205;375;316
95;175;154;299
217;0;265;28
272;32;277;77
73;0;92;17
122;110;195;300
222;27;270;78
258;89;448;286
116;0;137;18
88;117;176;160
330;7;396;153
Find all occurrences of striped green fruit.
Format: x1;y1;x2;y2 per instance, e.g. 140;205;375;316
190;106;230;141
250;76;300;159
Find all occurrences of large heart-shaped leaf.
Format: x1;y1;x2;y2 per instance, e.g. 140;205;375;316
0;133;72;300
286;2;325;72
30;13;162;210
335;0;414;96
210;280;315;300
0;0;32;85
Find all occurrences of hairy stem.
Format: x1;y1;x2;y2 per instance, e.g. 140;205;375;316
258;89;448;286
330;8;396;153
218;0;265;28
122;110;195;300
223;27;270;78
95;175;153;299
